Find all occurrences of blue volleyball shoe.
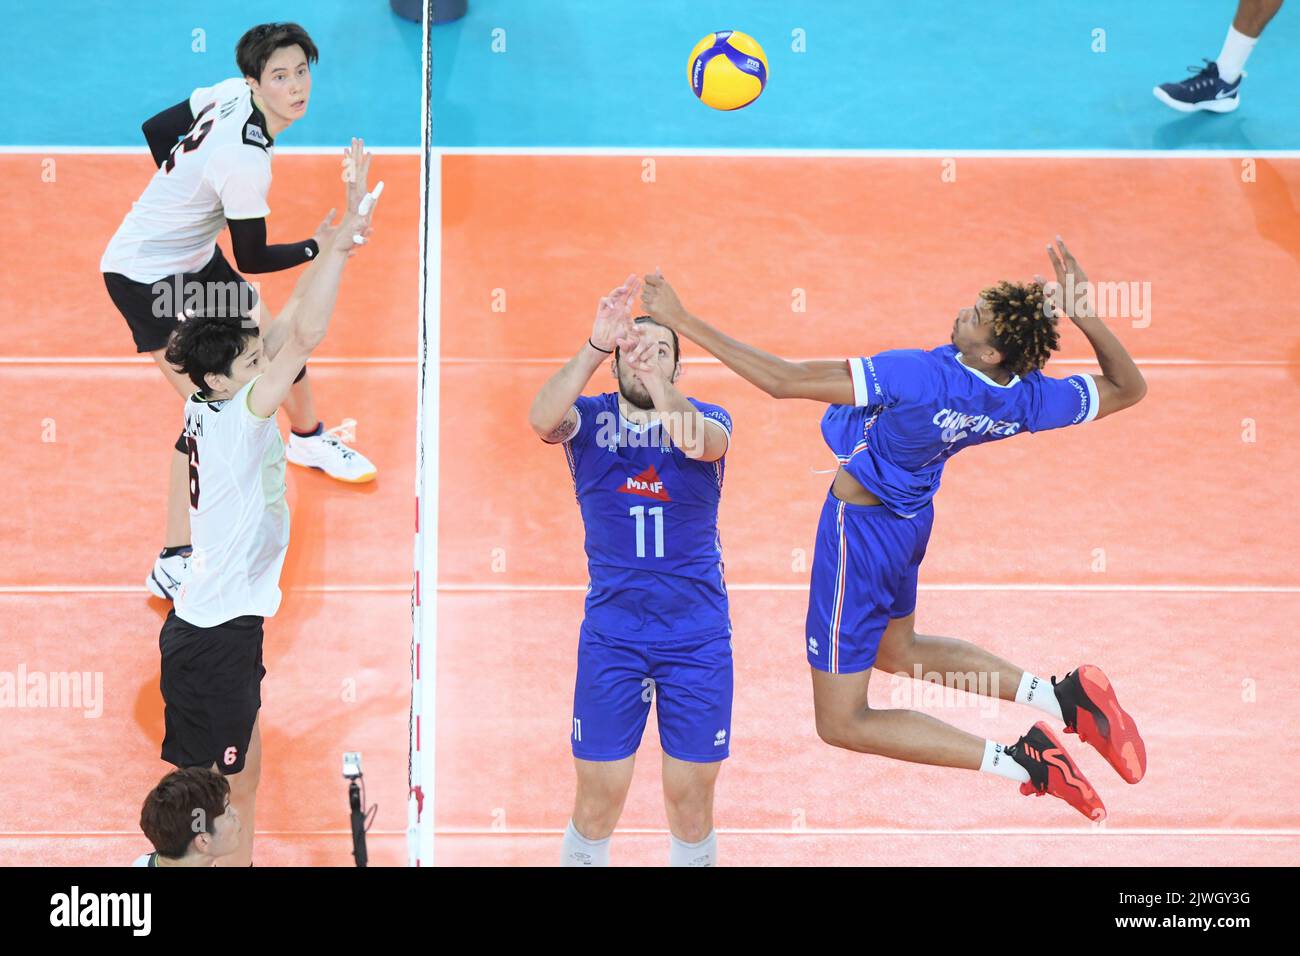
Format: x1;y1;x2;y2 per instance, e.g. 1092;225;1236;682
1153;60;1243;113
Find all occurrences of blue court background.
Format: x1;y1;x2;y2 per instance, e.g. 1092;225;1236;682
0;0;423;147
3;1;1296;149
428;0;1300;149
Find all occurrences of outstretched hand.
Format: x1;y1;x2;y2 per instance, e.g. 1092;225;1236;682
640;269;687;328
591;273;641;352
1042;235;1095;323
343;137;373;214
619;324;671;394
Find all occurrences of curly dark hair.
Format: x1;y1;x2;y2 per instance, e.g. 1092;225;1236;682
236;22;319;82
164;315;260;391
980;280;1060;377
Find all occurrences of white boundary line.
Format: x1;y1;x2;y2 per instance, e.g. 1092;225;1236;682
432;147;1300;159
433;826;1300;838
4;583;1293;595
9;145;1299;159
2;583;1294;595
0;357;414;365
435;583;1300;595
0;145;421;155
7;827;1295;838
435;357;1293;369
4;356;1290;368
0;585;410;594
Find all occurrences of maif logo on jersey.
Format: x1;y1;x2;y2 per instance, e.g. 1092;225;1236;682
617;465;671;502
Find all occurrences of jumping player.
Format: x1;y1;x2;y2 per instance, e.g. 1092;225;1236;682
155;177;376;867
529;277;735;866
1154;1;1285;112
101;22;376;602
640;240;1148;820
133;767;240;868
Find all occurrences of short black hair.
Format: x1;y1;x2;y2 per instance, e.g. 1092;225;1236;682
614;315;681;365
164;315;260;391
139;768;230;860
236;23;319;82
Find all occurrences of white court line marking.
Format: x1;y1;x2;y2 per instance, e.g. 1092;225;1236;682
7;357;1282;369
436;827;1300;837
7;827;1296;837
0;146;421;155
436;583;1300;594
3;583;1295;595
1;830;408;837
0;357;415;365
6;357;1292;369
0;584;409;594
432;147;1300;159
438;357;1294;368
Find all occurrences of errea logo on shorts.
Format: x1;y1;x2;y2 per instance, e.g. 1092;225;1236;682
807;637;820;656
714;729;727;747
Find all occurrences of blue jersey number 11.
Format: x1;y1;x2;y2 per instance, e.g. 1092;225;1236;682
629;505;665;558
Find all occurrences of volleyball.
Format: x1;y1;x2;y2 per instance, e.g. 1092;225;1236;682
687;30;768;111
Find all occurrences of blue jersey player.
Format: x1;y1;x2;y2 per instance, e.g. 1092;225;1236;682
529;276;734;867
641;240;1150;822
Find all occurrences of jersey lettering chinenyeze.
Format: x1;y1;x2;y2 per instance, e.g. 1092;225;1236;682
824;343;1100;517
101;78;275;283
806;343;1100;674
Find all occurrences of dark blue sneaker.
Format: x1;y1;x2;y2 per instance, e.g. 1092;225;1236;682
1153;59;1243;113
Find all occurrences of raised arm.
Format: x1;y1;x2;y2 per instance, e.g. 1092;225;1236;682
261;141;376;360
248;206;372;420
528;275;640;442
1044;238;1147;421
226;139;373;275
640;273;857;405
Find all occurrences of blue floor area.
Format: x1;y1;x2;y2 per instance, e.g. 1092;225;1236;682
429;0;1300;150
0;0;422;146
4;2;1296;150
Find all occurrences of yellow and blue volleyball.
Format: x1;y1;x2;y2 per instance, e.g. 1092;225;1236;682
687;30;768;111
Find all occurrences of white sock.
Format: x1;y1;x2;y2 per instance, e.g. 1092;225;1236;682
1015;671;1063;721
1217;25;1258;83
669;830;717;867
561;819;610;867
980;739;1030;784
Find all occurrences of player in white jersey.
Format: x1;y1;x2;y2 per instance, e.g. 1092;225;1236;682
133;768;239;868
100;22;376;603
152;148;378;867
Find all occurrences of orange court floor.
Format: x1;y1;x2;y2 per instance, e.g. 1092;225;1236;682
4;152;1300;866
1;154;418;866
431;154;1300;866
